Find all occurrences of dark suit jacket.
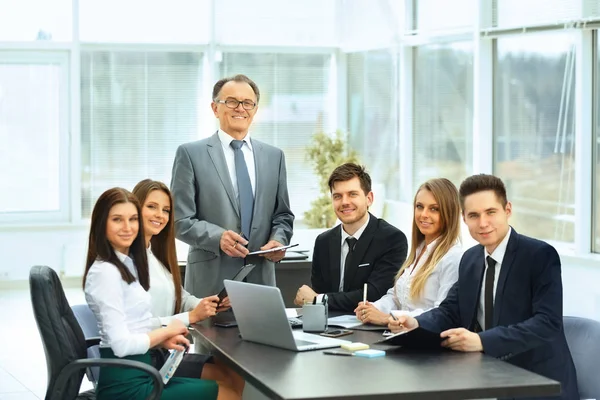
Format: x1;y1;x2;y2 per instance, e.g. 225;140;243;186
311;214;408;312
416;228;578;400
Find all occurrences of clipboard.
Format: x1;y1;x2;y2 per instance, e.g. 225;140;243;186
247;244;299;256
375;326;443;349
217;264;256;301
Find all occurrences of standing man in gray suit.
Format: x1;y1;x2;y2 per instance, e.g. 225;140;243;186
171;74;294;298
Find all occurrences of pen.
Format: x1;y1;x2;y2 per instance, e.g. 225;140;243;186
389;312;398;321
362;283;367;305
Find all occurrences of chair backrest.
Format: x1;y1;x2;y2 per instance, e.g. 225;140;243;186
71;304;101;385
563;316;600;399
29;265;88;400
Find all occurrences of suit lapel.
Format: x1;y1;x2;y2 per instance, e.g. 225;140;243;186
250;139;263;224
329;227;342;292
465;247;485;330
206;133;239;217
343;215;378;291
493;228;518;327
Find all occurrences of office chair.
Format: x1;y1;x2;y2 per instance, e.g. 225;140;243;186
29;265;163;400
71;304;101;385
563;316;600;400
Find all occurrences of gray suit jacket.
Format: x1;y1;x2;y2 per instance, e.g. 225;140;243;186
171;133;294;298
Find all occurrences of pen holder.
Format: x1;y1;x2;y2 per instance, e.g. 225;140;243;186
302;303;328;333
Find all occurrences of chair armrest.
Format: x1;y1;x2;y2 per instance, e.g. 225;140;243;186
85;337;101;347
51;358;163;400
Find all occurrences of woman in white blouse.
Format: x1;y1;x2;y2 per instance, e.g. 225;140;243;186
132;179;244;396
84;187;238;399
354;178;462;325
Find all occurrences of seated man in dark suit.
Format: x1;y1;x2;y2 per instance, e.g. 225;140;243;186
294;163;408;312
388;174;578;400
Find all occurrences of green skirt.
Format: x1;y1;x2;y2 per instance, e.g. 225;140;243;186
98;348;218;400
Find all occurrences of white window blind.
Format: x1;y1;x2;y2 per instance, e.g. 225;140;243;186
347;49;401;202
493;0;582;29
413;42;474;194
81;51;203;217
218;53;331;224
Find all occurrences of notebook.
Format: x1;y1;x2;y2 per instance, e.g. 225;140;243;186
375;326;443;349
224;280;350;351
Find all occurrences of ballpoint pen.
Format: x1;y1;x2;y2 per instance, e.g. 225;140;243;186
362;283;367;305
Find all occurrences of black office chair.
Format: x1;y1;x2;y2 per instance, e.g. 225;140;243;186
29;265;163;400
71;304;101;385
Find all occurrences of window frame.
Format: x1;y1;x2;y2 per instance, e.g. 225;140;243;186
0;51;70;224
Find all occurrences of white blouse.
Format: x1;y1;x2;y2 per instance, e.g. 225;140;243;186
84;251;152;357
373;239;462;318
147;246;202;329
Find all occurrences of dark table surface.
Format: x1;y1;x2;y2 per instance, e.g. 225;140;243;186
191;322;561;400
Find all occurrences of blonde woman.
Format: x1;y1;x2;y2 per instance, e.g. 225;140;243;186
355;178;462;324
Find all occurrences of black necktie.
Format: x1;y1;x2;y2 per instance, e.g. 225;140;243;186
230;140;254;239
484;256;497;330
342;237;358;291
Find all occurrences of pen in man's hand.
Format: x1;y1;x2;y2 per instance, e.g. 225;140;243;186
389;312;398;321
362;283;368;305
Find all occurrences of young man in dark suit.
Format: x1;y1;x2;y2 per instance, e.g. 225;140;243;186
294;163;408;312
388;174;578;400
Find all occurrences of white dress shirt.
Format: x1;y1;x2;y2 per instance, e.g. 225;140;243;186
373;239;462;317
477;227;512;330
218;129;256;200
84;251;152;357
339;215;371;292
147;245;202;328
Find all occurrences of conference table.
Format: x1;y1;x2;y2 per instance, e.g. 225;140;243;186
190;321;561;400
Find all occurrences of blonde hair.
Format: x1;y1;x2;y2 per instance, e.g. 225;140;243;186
394;178;461;300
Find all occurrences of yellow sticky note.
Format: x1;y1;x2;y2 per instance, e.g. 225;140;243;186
341;342;370;351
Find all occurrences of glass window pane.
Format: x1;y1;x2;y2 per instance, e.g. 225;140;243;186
339;0;403;49
0;63;62;212
219;53;330;227
80;0;209;43
494;33;575;244
0;0;71;41
215;0;336;46
81;51;203;217
416;0;475;31
347;49;400;201
413;42;474;193
494;0;581;28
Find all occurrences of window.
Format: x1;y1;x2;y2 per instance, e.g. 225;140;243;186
79;0;210;44
80;51;203;217
347;49;400;201
416;0;475;32
0;54;68;221
413;42;474;193
494;33;575;243
493;0;581;28
215;0;336;46
218;53;331;225
0;0;71;41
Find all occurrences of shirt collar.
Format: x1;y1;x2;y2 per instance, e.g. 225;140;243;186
485;226;512;265
114;250;137;275
218;129;253;151
341;214;371;244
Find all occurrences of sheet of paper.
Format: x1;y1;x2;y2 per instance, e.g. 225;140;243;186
285;308;298;318
247;243;299;255
327;315;361;328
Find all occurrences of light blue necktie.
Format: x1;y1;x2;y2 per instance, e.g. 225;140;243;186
230;140;254;239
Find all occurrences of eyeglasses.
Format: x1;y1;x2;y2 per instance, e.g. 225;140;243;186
215;98;257;110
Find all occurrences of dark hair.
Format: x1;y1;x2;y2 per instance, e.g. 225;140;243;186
82;188;149;290
459;174;508;208
328;163;372;194
132;179;182;314
212;74;260;104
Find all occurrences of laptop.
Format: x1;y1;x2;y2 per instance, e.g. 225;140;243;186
224;280;350;351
